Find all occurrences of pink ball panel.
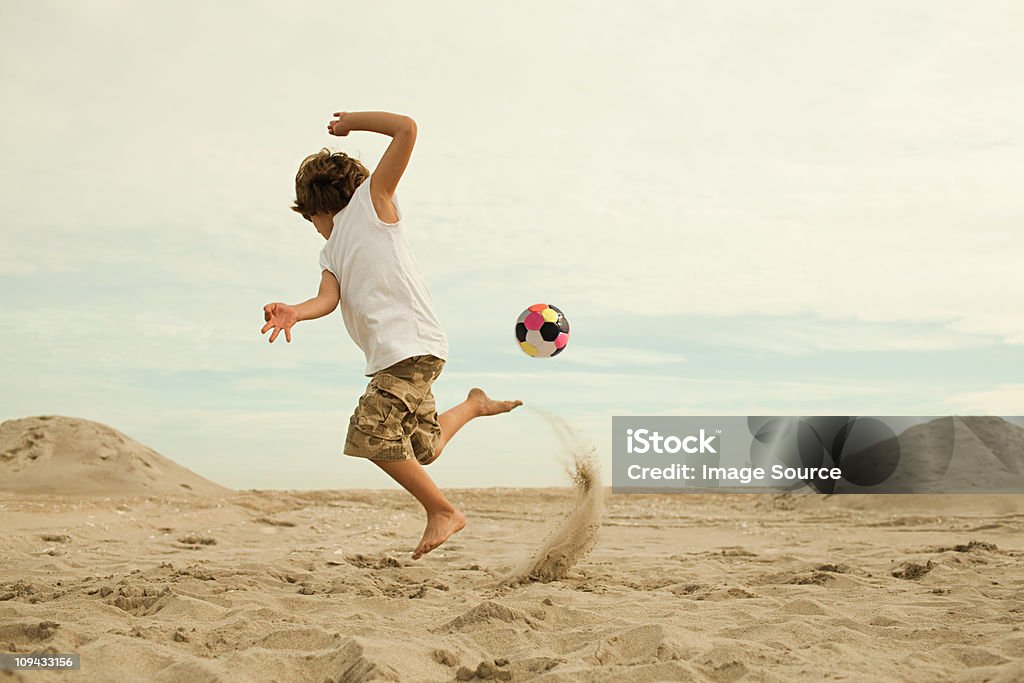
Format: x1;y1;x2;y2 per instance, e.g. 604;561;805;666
524;312;544;330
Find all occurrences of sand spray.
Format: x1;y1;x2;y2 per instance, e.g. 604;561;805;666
505;406;604;584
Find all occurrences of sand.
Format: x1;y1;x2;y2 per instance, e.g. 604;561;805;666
508;410;603;585
2;417;1023;682
0;417;227;497
833;417;1024;493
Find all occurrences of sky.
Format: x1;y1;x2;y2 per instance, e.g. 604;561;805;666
1;1;1022;490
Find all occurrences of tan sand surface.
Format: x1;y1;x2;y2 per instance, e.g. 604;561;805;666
1;416;1022;681
2;489;1022;682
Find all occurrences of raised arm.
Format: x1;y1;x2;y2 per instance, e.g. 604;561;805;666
327;111;417;220
261;270;340;343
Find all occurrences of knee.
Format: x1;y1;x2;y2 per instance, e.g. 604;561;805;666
421;445;444;466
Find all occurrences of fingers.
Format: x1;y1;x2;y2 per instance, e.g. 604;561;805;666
285;326;292;343
327;122;349;137
328;113;348;137
261;321;273;335
269;326;281;343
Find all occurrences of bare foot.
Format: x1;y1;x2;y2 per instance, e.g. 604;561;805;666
412;508;466;560
468;387;523;417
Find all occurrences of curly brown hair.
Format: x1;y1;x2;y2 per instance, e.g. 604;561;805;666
291;148;369;219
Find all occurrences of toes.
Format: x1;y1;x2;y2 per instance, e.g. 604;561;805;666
413;538;436;559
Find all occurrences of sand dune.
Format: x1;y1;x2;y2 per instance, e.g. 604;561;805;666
835;416;1024;493
0;416;228;497
1;417;1022;682
960;417;1024;477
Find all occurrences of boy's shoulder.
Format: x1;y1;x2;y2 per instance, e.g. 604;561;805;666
329;175;401;230
362;175;402;227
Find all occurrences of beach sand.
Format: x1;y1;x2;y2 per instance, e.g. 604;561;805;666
2;417;1023;681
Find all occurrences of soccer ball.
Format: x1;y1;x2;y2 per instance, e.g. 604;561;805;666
515;303;570;358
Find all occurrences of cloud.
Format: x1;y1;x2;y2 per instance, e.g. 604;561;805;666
945;385;1024;414
557;347;686;368
695;316;1001;355
5;1;1024;351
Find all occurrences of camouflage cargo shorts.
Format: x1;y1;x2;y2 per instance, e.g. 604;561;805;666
344;355;446;465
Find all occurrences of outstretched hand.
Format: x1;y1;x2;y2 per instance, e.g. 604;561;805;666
262;303;298;343
328;111;350;137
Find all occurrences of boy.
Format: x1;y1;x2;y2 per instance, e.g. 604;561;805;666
261;111;521;559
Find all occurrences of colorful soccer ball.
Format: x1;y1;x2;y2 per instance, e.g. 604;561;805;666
515;303;570;358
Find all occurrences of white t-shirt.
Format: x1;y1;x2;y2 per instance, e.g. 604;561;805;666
318;178;449;376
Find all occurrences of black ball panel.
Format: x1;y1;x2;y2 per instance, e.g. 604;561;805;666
515;322;528;342
539;322;560;342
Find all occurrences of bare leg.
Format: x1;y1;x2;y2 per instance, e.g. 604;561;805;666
422;388;523;465
373;458;466;559
373;388;520;559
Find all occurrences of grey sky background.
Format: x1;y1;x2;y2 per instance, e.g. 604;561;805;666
2;1;1022;489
